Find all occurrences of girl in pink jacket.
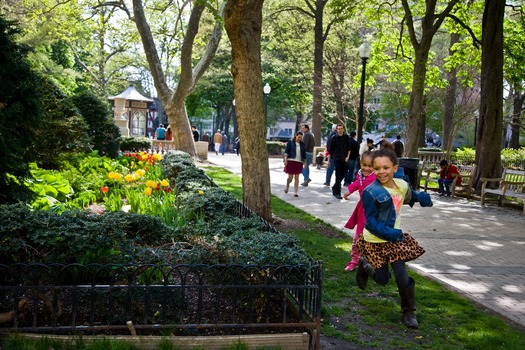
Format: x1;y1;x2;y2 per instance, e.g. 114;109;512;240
343;151;375;271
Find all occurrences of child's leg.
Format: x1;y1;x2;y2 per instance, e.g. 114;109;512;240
391;260;418;328
345;231;362;271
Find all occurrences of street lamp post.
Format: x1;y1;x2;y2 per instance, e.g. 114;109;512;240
263;83;271;140
357;41;371;144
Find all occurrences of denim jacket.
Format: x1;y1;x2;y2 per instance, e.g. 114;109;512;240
362;178;432;243
284;140;306;161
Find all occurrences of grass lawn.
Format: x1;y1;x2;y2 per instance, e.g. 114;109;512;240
205;166;525;350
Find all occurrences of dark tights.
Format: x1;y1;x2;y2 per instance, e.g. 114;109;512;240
374;260;410;288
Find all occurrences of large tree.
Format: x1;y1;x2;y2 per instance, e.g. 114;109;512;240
400;0;462;156
225;0;272;221
472;0;505;189
132;0;225;157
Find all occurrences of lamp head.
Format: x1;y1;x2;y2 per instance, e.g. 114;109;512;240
263;83;271;95
358;41;372;59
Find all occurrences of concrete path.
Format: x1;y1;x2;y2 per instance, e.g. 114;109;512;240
204;152;525;331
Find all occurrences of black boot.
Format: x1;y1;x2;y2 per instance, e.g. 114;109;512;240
398;277;419;328
356;258;375;290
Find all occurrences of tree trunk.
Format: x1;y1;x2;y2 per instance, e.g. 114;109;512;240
510;86;524;149
473;0;505;189
405;49;430;156
132;0;224;157
311;0;325;146
225;0;272;221
442;33;460;155
401;0;461;157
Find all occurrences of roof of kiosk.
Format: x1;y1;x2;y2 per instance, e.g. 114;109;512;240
109;84;153;102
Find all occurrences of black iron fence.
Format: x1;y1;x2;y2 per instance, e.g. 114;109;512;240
0;262;321;337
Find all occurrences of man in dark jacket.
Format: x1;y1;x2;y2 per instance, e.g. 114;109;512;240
344;131;360;185
301;124;315;186
327;124;351;199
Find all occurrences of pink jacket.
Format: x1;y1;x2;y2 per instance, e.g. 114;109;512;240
344;171;376;233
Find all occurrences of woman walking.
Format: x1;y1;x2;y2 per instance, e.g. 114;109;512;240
283;131;306;197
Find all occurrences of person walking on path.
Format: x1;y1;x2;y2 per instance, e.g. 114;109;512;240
220;132;229;155
438;159;461;196
344;131;360;186
213;130;222;155
235;136;241;156
324;124;337;187
192;125;200;142
283;131;306;197
393;134;404;157
301;124;315;187
327;124;351;199
355;148;433;329
342;151;376;271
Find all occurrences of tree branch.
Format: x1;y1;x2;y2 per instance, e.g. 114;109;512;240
445;13;481;49
132;0;172;102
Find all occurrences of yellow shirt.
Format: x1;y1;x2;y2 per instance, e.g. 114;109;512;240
363;178;407;243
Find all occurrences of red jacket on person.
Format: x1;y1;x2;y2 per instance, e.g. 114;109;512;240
440;164;462;184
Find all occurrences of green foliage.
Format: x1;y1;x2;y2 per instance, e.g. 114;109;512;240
70;90;121;158
267;141;285;155
119;136;152;152
32;75;91;169
0;15;43;204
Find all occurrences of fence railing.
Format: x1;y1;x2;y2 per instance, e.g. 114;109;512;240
0;262;321;336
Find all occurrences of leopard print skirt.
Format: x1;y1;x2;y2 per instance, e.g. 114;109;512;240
356;233;425;269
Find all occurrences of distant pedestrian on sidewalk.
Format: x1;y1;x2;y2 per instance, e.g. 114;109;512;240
344;131;360;186
324;124;337;187
355;148;433;329
393;134;404;157
283;131;306;197
327;124;351;199
301;124;315;187
213;130;222;155
438;159;461;197
342;151;376;272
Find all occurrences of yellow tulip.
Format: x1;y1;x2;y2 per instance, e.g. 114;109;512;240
144;187;152;196
136;169;146;177
153;153;162;161
125;174;134;182
142;154;149;160
160;179;169;187
198;190;204;195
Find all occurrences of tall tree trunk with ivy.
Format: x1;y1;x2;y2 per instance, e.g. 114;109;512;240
225;0;272;221
472;0;504;189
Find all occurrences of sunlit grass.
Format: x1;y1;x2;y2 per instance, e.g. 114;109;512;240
205;166;525;350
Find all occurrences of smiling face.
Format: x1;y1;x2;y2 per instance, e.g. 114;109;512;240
360;155;374;176
373;155;398;188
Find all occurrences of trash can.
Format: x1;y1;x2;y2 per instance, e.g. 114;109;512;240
398;157;420;189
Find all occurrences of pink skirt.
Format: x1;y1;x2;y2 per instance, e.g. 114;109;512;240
284;160;303;175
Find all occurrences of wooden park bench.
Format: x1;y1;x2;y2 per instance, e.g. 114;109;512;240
450;164;476;198
481;168;525;215
422;164;476;198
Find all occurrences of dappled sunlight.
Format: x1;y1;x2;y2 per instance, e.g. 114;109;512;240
502;284;523;293
475;241;504;250
443;251;475;256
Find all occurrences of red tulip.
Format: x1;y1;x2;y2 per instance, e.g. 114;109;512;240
100;186;109;193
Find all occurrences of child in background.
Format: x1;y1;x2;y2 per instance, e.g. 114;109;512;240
356;148;432;328
342;151;375;272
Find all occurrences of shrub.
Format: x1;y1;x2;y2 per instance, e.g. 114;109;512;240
70;91;121;158
267;141;285;155
119;137;152;152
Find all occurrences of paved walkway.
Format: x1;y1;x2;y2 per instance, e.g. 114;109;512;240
204;152;525;331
